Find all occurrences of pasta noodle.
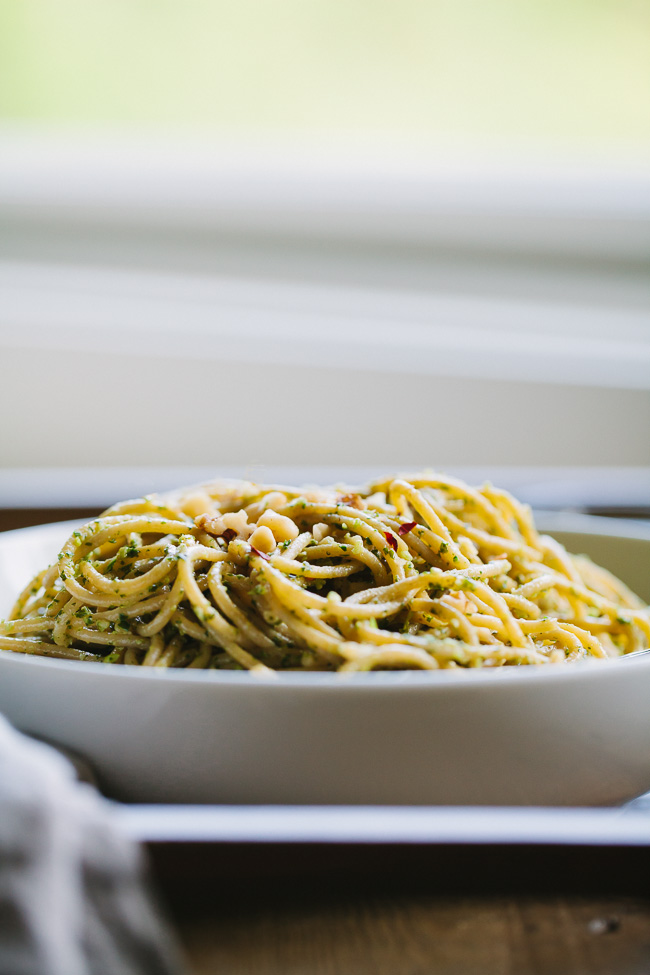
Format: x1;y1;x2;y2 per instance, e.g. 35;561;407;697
1;473;648;673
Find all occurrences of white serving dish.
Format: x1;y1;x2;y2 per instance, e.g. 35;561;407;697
0;514;649;807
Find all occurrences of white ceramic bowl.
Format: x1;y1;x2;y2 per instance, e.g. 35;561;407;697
0;514;649;806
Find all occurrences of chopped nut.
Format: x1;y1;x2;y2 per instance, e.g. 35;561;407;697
258;509;299;542
194;513;224;535
249;525;276;554
312;523;329;543
195;509;252;540
223;511;252;537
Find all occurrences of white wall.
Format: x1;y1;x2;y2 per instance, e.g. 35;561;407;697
1;132;648;473
2;346;648;470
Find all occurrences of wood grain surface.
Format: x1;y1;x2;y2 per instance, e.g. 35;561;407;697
152;843;650;975
172;895;650;975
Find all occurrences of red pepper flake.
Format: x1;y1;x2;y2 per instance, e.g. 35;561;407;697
397;521;417;536
384;532;398;552
250;546;271;561
220;528;237;543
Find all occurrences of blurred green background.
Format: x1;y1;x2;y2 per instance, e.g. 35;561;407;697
0;0;648;153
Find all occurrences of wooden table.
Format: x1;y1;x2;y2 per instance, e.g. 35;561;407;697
149;843;650;975
3;508;650;975
172;897;650;975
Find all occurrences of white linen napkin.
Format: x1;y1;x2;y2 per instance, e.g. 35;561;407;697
0;715;185;975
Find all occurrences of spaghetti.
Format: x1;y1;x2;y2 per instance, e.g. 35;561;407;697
1;473;648;673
